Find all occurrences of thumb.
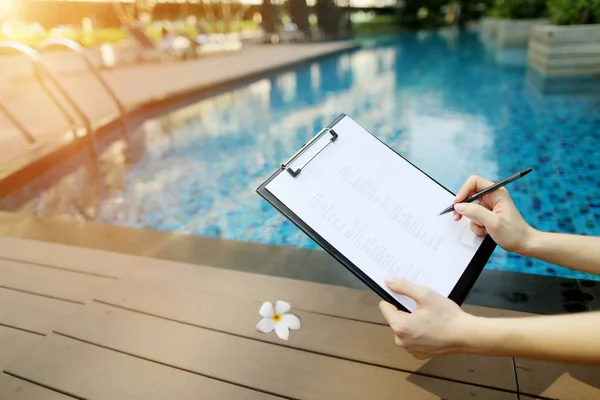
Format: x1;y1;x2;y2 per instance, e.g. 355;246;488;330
454;202;496;228
385;278;431;305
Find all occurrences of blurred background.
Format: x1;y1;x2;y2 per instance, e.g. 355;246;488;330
0;0;558;48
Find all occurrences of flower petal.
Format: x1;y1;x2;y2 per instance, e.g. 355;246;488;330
282;313;301;330
259;302;274;318
275;321;290;340
275;300;291;315
256;318;275;333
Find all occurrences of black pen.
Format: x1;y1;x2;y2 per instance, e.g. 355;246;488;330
438;168;533;216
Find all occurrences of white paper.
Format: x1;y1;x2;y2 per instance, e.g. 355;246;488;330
266;116;484;311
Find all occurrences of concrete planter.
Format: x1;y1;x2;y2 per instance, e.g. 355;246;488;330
479;18;547;48
527;24;600;76
526;68;600;94
496;19;548;47
480;17;501;38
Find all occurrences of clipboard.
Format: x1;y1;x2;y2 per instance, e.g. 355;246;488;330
256;113;496;312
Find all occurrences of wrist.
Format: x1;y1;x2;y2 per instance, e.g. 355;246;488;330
455;316;506;356
450;314;488;354
519;228;546;258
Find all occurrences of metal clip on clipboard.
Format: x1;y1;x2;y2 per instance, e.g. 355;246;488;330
281;128;338;177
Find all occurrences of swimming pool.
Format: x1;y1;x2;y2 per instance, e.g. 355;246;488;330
2;30;600;280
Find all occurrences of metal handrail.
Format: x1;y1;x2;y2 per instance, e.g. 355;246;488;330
0;41;105;213
0;99;37;144
0;41;93;152
0;42;79;140
38;38;130;147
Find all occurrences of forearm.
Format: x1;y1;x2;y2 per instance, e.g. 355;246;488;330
522;230;600;275
461;313;600;364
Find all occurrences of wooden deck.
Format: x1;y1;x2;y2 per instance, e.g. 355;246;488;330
0;236;598;399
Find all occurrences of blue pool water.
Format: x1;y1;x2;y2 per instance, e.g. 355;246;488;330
3;30;600;280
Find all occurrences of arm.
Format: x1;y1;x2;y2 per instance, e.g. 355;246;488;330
453;175;600;275
378;175;600;363
465;312;600;365
379;279;600;365
523;231;600;276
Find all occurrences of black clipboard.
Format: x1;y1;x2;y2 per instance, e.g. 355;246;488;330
256;113;497;312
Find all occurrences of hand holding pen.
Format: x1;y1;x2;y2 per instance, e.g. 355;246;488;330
444;170;534;254
439;169;532;216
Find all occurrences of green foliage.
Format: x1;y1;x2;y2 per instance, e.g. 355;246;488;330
488;0;548;19
547;0;600;25
396;0;449;28
455;0;495;26
352;15;404;36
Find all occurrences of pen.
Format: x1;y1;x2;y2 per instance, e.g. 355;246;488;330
438;168;533;216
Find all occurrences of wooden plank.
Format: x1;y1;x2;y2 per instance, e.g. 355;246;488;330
0;326;42;370
515;358;600;399
49;303;517;400
0;259;114;304
96;278;517;391
0;374;74;400
0;288;81;335
0;237;528;324
522;373;600;400
6;334;280;400
0;236;124;279
128;260;530;324
0;238;386;322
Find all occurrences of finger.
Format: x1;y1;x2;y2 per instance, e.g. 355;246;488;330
470;220;485;229
394;334;405;347
385;278;432;305
455;201;490;222
409;351;431;360
455;175;495;202
379;301;409;334
479;197;495;211
454;202;497;229
379;301;400;324
470;222;487;236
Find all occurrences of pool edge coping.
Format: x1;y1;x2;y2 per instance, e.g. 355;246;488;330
0;41;362;198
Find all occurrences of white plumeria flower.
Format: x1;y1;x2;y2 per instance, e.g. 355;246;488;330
256;300;301;341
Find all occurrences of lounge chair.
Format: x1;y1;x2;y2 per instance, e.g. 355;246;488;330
263;22;306;44
126;24;197;62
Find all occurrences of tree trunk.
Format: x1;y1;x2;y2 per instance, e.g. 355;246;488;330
288;0;310;37
260;0;278;34
315;0;342;37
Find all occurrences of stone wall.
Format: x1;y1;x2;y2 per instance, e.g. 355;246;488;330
496;19;547;48
480;17;547;48
528;25;600;76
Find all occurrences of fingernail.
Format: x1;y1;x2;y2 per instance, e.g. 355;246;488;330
385;277;398;285
454;203;467;212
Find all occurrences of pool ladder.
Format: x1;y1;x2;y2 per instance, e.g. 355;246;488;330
0;39;130;153
0;39;131;219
